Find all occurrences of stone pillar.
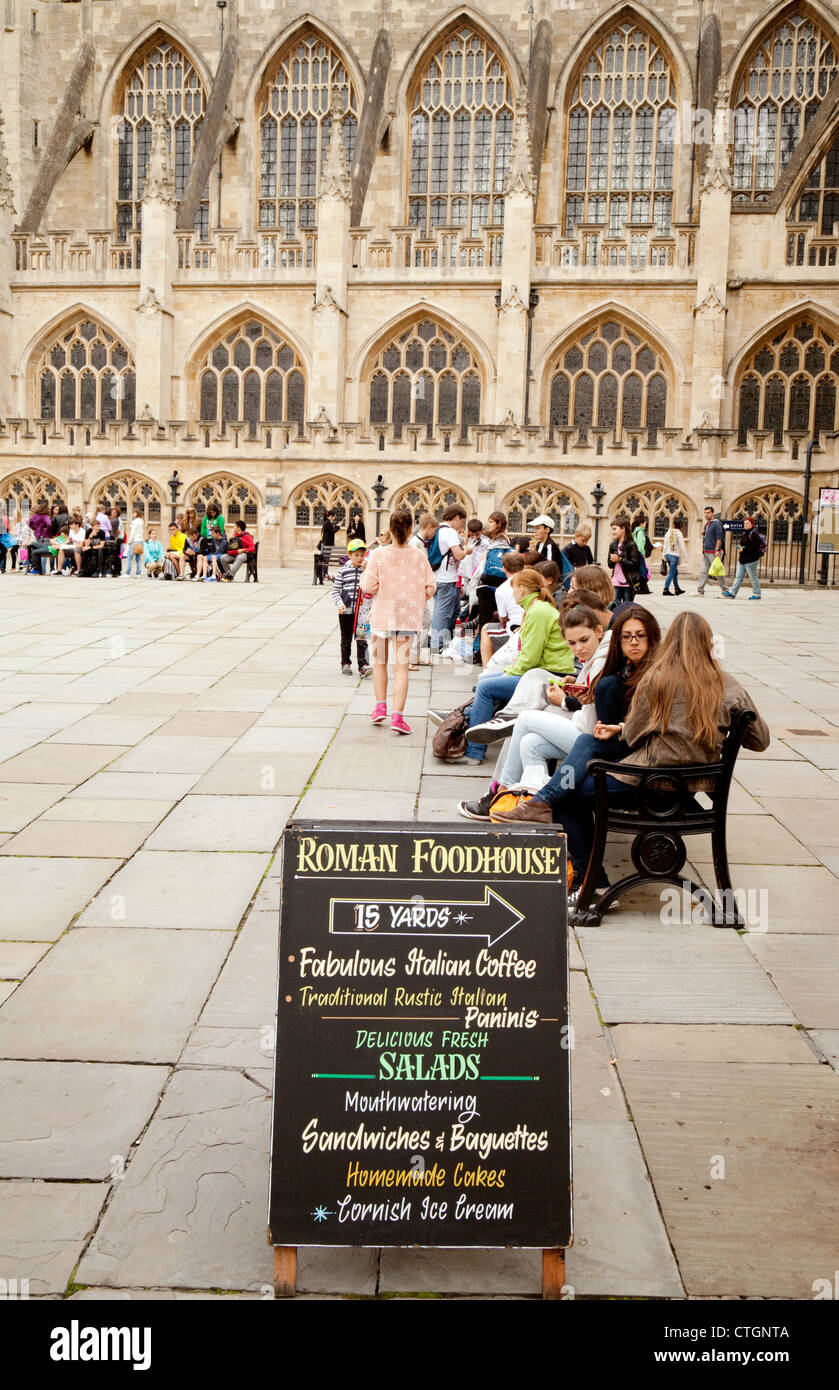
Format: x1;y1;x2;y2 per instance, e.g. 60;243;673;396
136;95;176;423
496;94;535;424
690;79;732;432
311;98;351;427
0;109;14;421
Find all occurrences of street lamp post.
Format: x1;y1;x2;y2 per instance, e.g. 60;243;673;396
591;481;607;562
373;474;388;540
168;470;182;525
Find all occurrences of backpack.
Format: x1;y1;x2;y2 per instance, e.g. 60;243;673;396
756;530;767;558
425;530;444;571
431;702;472;762
482;541;512;581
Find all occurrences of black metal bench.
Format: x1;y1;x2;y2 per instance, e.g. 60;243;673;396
571;708;756;928
245;541;259;583
312;544;348;585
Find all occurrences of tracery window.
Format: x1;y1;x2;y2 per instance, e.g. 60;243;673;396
0;471;65;516
37;317;136;428
186;475;260;527
789;130;839;237
612;485;690;540
197;319;306;436
116;38;208;241
736;318;838;444
292;478;365;529
390;478;470;523
563;22;676;244
503;483;581;537
733;12;836;202
408;26;513;237
258;31;358;235
368;319;481;439
547;318;668;444
729;488;804;548
94;474;164;524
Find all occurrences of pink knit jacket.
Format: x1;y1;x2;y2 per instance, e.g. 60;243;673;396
362;543;436;633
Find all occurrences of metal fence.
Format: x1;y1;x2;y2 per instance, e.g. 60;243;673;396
722;525;839;586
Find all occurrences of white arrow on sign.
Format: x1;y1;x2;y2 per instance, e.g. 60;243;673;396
328;887;524;948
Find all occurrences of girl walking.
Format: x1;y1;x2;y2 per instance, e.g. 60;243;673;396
361;509;436;735
661;519;687;595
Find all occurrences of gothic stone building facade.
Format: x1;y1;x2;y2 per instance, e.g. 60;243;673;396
1;0;839;570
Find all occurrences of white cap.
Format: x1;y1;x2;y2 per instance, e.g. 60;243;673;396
529;514;555;529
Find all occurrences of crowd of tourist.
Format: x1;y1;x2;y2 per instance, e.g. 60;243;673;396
0;502;255;582
322;503;769;911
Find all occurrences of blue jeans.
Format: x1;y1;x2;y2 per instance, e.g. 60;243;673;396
546;774;639;883
431;582;460;652
126;550;142;575
729;560;761;597
663;554;680;592
534;733;628;812
465;674;520;761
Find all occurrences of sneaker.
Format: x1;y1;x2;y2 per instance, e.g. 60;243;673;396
359;664;372;677
391;714;412;735
370;702;387;724
458;792;495;821
569;885;616;912
748;595;761;601
467;713;517;743
341;663;353;675
426;709;449;728
721;590;735;598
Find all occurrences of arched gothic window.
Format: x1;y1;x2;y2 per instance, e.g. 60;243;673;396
94;474;164;525
503;483;582;537
0;471;65;516
187;475;260;527
292;478;365;529
733;12;836;201
37;316;136;428
729;488;804;558
368;319;482;439
408;26;513;237
196;319;306;436
548;318;668;444
258;31;358;235
116;38;208;241
390;478;470;523
789;130;839;236
736;318;839;444
611;485;691;540
563;21;676;245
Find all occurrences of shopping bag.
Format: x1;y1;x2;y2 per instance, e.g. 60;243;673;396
708;556;725;578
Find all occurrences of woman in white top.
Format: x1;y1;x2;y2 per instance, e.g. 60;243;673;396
662;520;687;596
126;507;145;576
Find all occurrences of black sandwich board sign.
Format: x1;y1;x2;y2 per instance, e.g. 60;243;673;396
268;821;572;1295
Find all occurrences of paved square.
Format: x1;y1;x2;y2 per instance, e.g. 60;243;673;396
0;572;837;1300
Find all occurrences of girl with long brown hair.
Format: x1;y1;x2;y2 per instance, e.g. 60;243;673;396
500;611;769;902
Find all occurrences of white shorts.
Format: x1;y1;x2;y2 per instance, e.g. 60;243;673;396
371;629;417;639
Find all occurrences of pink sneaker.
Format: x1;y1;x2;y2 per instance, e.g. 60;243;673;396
370;702;387;724
391;713;412;735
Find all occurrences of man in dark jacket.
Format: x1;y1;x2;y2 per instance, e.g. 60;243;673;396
697;506;725;595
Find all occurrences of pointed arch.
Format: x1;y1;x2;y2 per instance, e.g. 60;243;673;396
352;301;495;386
731;310;839;441
290;474;370;549
610;482;696;539
98;21;213;126
725;0;839;90
395;8;524;116
399;12;518;236
184;302;312;381
0;468;67;513
185;308;308;436
23;306;137;429
90;471;165;525
357;310;488;440
725;300;839;381
501;480;586;537
185;472;263;528
390;476;474;522
246;15;365;119
251;20;361;235
554;6;688;246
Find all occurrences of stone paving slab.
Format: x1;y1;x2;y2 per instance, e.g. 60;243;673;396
0;928;231;1063
610;1023;818;1064
109;735;239;776
0;782;73;832
0;744;130;785
0;819;155;859
0;1061;169;1178
50;715;172;746
77;1069;273;1292
193;752;320;797
0;858;123;940
687;813;820;865
254;704;343;728
615;1059;839;1297
190;910;277;1032
753;798;839;850
78;851;269;931
0;701;101;731
294;789;417;821
715;865;839;932
0;941;50;978
69;772;202;801
810;1030;839;1073
0;1180;109;1296
743;935;839;1028
145;796;295;852
309;743;423;792
379;1248;541;1295
577;928;795;1024
0;982;16;1004
233;726;335;754
42;797;176;824
155;712;259;739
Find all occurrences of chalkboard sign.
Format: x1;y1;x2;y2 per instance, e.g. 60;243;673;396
269;821;571;1251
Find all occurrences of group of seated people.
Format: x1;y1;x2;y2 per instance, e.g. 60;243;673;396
433;556;770;914
0;499;254;582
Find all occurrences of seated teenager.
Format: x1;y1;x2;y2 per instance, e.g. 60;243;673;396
143;528;165;578
495;612;770;908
